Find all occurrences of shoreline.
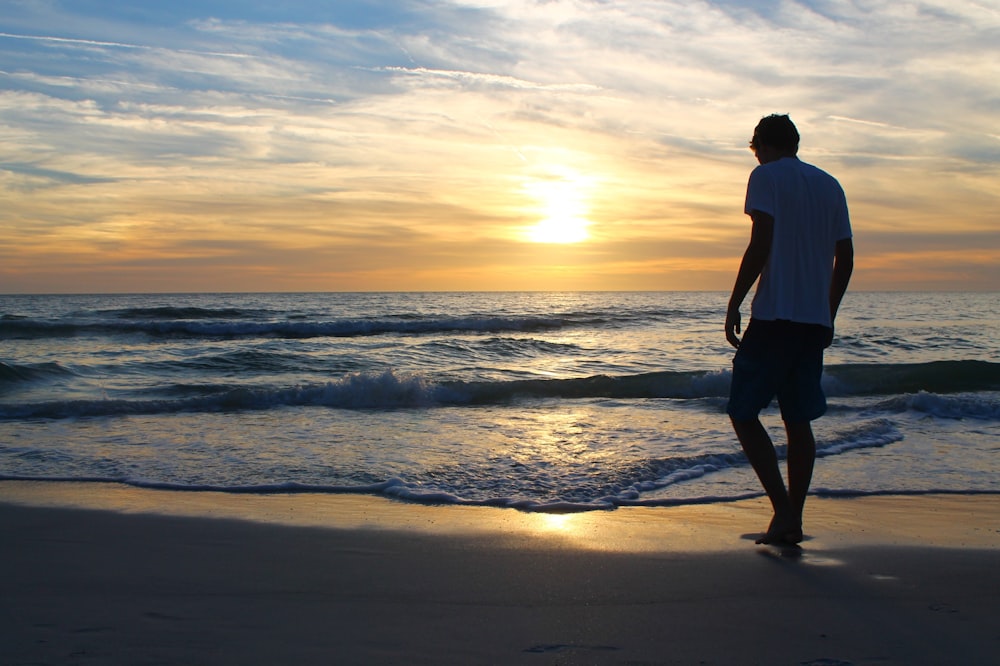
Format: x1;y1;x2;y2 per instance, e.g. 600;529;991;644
3;482;999;664
2;480;999;550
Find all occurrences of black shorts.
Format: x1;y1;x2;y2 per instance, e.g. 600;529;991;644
726;318;829;423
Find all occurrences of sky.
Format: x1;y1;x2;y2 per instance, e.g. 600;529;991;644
1;0;998;293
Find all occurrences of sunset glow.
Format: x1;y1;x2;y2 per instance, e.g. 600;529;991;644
523;169;593;244
0;2;998;292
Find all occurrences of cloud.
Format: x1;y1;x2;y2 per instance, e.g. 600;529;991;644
376;65;600;92
0;0;998;292
0;30;254;59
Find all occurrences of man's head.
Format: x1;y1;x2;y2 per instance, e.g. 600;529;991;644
750;114;799;163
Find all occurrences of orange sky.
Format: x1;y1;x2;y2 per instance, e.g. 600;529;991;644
1;1;998;293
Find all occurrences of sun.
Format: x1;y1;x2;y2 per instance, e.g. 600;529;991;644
522;168;594;244
528;213;590;244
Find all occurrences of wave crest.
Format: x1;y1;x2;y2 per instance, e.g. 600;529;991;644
2;363;998;420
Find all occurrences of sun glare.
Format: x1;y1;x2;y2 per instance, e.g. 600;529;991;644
523;169;594;244
528;214;590;244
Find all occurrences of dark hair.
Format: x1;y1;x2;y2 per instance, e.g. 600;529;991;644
750;114;799;153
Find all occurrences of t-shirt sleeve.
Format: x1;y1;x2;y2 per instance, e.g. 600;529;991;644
834;185;852;240
744;166;774;217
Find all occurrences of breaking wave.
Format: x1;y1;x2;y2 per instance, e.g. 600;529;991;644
2;364;998;420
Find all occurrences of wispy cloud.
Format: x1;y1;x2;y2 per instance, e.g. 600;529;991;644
0;0;998;292
377;65;600;92
0;30;255;58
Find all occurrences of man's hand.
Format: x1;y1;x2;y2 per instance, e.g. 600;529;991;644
725;305;742;349
822;325;834;349
726;211;771;351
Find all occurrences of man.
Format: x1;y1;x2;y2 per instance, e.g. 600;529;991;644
725;114;854;545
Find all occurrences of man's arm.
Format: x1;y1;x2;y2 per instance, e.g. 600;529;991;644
824;236;854;347
726;210;774;348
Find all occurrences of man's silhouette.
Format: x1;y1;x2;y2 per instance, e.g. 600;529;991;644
725;114;854;545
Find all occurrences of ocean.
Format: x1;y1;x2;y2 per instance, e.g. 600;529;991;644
1;291;998;512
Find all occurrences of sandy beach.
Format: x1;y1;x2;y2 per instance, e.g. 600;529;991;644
2;482;998;665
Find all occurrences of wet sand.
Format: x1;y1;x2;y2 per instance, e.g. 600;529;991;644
2;481;998;665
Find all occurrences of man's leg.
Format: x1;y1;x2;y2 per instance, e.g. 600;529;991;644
776;323;825;527
784;420;816;521
730;416;800;543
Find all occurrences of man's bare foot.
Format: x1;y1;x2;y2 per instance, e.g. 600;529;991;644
755;513;803;545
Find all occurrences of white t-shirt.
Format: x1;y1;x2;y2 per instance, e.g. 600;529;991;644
744;156;852;328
